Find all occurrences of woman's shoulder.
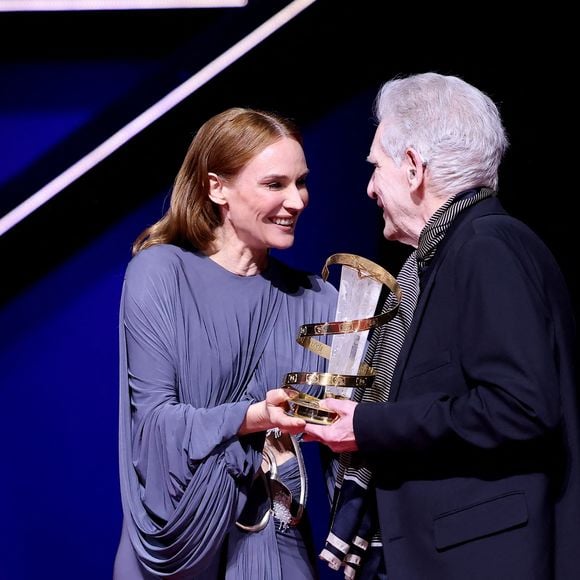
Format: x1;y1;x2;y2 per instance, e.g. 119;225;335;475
130;243;200;268
131;242;183;262
125;244;197;286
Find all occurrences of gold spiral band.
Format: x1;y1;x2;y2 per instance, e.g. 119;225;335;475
283;371;374;389
295;253;401;362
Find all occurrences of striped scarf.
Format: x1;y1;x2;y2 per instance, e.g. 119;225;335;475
320;187;495;579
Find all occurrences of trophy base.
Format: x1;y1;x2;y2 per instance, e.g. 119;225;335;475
284;390;339;425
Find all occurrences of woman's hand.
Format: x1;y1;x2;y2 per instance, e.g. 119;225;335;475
239;388;306;435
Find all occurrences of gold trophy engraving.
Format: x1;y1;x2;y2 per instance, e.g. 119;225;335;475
284;253;401;425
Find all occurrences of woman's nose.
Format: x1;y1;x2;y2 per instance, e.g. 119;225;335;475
284;186;307;210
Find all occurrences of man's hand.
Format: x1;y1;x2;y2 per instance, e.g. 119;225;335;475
303;398;359;452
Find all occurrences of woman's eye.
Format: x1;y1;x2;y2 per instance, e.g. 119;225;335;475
266;181;282;190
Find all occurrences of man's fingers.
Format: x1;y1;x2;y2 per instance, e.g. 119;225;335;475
318;397;341;412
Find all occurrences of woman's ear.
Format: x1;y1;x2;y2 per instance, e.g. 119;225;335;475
208;172;227;205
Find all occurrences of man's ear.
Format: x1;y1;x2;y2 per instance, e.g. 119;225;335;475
404;148;425;186
208;172;227;205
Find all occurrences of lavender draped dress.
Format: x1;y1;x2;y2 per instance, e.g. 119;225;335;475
114;244;338;579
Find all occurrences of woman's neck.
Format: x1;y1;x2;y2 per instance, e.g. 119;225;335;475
204;242;268;277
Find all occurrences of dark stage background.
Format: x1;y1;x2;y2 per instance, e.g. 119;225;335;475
0;2;573;579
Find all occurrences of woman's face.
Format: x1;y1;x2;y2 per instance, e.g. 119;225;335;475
220;137;309;251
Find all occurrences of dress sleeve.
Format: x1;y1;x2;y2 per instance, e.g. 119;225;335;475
118;251;261;576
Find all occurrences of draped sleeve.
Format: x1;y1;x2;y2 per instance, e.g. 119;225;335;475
118;246;272;577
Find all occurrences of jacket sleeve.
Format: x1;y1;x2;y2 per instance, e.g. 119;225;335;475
354;234;562;457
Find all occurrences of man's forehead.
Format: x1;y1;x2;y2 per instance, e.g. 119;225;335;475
369;127;387;156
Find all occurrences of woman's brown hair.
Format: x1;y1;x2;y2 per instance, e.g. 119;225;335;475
132;107;303;255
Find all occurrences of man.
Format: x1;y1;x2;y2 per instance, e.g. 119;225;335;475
304;72;579;580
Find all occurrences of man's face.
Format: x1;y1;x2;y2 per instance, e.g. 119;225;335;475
366;123;416;246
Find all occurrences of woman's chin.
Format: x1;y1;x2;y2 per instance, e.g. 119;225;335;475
270;236;295;250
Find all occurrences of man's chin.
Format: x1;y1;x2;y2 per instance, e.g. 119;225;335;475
383;226;395;241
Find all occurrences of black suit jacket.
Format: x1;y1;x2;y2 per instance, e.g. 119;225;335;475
355;197;580;579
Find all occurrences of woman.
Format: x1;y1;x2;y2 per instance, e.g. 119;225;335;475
113;107;338;579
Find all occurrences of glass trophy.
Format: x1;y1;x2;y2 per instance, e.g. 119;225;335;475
284;253;401;425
